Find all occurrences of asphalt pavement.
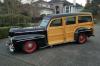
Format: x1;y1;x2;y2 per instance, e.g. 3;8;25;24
0;24;100;66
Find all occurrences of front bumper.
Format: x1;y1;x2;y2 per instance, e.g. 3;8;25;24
6;37;15;53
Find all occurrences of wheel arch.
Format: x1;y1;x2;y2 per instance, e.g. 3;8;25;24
74;27;90;41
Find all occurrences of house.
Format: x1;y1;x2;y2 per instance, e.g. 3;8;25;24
49;0;72;14
70;3;83;13
49;0;83;14
32;0;53;16
32;0;83;16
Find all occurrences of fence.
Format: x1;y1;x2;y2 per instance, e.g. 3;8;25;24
0;14;42;27
0;14;32;27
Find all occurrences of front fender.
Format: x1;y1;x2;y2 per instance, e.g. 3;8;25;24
8;34;47;51
13;34;45;42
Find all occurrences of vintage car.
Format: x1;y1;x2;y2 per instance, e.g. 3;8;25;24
7;12;94;54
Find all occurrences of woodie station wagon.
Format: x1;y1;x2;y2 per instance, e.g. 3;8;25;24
7;12;94;54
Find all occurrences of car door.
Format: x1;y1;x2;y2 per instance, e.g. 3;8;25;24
65;16;78;42
47;18;65;45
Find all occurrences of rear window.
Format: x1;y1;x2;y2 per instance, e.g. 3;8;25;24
78;16;92;23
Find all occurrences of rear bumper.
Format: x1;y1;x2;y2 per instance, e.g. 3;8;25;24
86;28;94;37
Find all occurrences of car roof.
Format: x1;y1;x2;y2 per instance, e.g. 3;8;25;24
46;12;92;18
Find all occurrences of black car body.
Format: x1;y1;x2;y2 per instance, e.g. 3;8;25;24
8;26;49;53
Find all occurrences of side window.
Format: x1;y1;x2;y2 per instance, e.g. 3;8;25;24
50;18;62;27
66;17;76;25
78;16;92;23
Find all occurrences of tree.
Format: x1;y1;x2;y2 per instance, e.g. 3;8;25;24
0;1;3;14
24;0;40;17
3;0;21;14
84;0;99;15
92;0;100;4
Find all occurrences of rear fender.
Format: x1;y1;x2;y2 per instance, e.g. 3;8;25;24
74;27;93;40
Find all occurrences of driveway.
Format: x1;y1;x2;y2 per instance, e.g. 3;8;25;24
0;24;100;66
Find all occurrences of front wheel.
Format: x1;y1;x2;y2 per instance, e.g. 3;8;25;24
77;33;87;44
23;41;37;54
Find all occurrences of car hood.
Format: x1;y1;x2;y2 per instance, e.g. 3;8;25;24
9;26;46;37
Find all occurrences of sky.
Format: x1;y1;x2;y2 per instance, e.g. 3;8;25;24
22;0;87;6
67;0;87;6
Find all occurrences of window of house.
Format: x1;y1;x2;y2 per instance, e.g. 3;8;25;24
55;6;59;14
56;6;59;10
78;16;92;23
66;17;76;25
66;6;69;13
56;11;60;14
50;18;62;27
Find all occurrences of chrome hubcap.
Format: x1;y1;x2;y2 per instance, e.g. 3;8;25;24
28;43;33;48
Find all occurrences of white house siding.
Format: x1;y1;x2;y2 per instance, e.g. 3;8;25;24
33;1;54;16
51;2;65;14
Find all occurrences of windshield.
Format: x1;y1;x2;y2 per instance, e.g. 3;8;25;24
39;18;50;28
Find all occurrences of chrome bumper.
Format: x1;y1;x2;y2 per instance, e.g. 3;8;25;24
6;37;15;53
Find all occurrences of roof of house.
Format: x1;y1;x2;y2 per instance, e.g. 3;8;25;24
63;1;73;6
49;0;83;7
49;0;66;3
49;0;71;5
33;0;49;4
75;3;83;8
32;0;53;10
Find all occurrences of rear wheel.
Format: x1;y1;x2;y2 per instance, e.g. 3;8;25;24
23;41;37;54
77;33;87;44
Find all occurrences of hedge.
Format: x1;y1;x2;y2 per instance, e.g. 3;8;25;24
0;27;10;39
0;14;32;27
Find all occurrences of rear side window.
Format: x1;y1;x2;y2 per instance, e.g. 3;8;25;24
50;18;62;27
66;17;76;25
78;16;92;23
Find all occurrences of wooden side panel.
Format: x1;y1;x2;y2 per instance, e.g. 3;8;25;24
48;26;65;45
